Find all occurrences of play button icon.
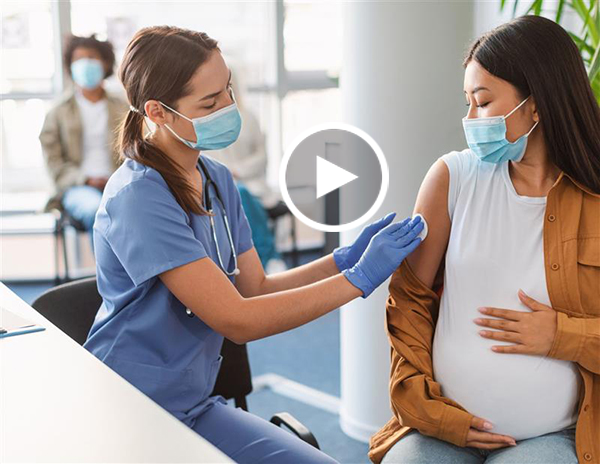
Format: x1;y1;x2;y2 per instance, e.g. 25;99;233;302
280;122;389;232
316;156;358;199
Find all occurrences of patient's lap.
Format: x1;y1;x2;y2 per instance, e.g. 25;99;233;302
380;428;577;464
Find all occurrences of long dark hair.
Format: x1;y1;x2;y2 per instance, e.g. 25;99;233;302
464;15;600;194
118;26;220;215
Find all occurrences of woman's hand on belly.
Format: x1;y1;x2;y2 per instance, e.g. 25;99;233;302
474;289;557;356
466;416;517;449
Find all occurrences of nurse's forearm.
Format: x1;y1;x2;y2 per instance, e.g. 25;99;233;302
259;254;339;294
161;256;358;345
238;273;361;343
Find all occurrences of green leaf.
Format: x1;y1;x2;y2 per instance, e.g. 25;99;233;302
569;30;596;56
595;0;600;36
513;0;520;17
556;0;566;22
588;43;600;80
591;73;600;104
571;0;599;46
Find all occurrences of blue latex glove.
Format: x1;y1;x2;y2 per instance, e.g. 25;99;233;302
342;215;424;298
333;212;397;272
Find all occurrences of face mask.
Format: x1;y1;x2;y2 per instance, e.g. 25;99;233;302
462;95;539;163
159;100;242;151
71;58;105;89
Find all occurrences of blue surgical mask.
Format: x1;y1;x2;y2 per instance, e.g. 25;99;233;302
71;58;105;89
462;96;539;163
159;100;242;151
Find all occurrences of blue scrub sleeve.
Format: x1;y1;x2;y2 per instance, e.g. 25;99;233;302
105;180;208;286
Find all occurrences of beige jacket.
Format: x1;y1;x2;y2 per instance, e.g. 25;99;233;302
39;90;128;210
369;170;600;464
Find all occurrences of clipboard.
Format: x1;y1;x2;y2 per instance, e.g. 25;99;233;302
0;307;45;339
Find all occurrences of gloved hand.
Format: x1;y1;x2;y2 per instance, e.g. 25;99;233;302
342;215;424;298
333;212;397;272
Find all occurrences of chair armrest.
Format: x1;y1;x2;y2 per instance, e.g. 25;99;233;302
269;412;320;449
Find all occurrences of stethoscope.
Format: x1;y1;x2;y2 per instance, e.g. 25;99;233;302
185;157;240;318
198;156;240;277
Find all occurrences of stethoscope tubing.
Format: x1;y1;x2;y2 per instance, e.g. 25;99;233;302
185;159;240;319
198;158;240;277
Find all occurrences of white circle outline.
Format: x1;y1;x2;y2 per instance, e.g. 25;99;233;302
279;122;389;233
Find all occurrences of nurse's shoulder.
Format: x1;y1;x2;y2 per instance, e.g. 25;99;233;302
103;158;168;200
95;158;184;234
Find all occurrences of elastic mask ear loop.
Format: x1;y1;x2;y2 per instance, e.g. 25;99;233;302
504;95;539;139
158;101;193;122
524;119;539;138
158;101;195;146
503;95;538;140
504;95;531;120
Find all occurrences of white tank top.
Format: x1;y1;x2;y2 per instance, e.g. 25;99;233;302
432;149;581;440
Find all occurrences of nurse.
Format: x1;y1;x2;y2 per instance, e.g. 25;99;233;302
84;25;424;464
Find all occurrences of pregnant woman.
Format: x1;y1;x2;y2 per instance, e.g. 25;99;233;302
370;15;600;464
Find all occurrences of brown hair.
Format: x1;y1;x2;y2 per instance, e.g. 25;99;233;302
464;15;600;194
64;34;116;79
118;26;220;215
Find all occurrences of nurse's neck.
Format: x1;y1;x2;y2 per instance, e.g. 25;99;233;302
150;127;200;174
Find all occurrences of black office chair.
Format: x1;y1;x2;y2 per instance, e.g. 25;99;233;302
31;277;320;449
265;201;299;268
56;208;88;283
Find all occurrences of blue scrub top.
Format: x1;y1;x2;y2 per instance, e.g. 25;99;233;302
84;155;254;425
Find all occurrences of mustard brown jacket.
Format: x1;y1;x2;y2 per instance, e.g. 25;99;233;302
369;170;600;464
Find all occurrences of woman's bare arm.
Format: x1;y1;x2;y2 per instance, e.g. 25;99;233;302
406;158;452;289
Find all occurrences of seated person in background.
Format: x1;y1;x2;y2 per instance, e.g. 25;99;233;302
40;34;128;233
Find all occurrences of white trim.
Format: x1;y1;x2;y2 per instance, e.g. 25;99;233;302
252;373;340;415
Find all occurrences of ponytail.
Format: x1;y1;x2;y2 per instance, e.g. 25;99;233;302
117;25;221;215
118;107;208;216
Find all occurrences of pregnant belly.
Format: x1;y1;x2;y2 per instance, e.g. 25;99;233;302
432;324;581;440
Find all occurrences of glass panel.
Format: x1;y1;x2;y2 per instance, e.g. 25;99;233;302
1;98;50;169
1;1;55;94
70;1;275;92
281;88;341;150
283;2;342;74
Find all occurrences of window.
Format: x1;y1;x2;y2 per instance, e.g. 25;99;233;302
1;0;343;250
1;1;56;95
283;2;342;73
1;1;57;192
